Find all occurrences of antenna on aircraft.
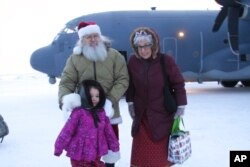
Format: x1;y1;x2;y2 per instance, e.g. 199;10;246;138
151;7;156;10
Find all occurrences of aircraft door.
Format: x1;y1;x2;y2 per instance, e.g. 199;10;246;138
162;32;204;82
162;37;177;60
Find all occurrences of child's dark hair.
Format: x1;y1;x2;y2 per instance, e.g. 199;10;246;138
80;79;106;108
79;80;106;127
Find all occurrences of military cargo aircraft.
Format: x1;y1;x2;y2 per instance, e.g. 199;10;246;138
30;0;250;87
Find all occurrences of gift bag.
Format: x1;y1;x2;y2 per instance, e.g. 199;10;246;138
167;117;191;164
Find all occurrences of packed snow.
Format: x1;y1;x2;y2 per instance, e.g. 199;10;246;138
0;73;250;167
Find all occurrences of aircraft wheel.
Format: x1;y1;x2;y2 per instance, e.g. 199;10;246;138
241;80;250;87
49;77;56;84
220;80;238;87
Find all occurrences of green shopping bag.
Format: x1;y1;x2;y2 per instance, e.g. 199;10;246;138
167;117;191;164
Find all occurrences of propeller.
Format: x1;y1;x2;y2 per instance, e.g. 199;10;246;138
212;0;245;55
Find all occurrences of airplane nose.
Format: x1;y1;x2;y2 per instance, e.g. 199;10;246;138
30;46;56;77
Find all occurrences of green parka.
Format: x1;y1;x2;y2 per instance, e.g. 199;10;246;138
59;48;129;124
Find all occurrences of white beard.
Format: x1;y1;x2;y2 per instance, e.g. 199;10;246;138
82;42;108;62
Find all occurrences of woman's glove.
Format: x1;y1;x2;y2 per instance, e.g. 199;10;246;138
174;106;185;118
128;102;135;119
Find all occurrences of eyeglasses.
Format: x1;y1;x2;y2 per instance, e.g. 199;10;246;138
84;34;100;40
136;43;152;50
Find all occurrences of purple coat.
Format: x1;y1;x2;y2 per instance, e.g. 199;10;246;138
54;107;119;161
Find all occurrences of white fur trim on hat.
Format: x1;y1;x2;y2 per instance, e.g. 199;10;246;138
102;150;120;164
73;46;82;55
78;24;101;38
104;99;114;119
62;93;81;120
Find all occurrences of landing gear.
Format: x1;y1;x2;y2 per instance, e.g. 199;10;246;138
220;80;250;87
241;80;250;87
220;80;238;87
49;76;56;84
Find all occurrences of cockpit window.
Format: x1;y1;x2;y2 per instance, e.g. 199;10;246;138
52;26;77;42
53;34;60;42
60;27;76;34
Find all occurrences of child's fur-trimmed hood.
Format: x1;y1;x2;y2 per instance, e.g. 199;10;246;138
62;93;114;120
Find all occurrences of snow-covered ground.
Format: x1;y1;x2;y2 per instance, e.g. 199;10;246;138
0;74;250;167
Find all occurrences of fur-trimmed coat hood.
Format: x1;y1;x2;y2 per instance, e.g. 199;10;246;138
62;93;114;120
130;27;160;59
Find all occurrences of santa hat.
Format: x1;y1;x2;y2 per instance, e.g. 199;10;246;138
77;21;101;39
73;22;102;54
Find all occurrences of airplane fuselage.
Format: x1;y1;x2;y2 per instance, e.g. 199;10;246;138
30;10;250;86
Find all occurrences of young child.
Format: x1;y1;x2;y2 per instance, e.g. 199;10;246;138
54;80;120;167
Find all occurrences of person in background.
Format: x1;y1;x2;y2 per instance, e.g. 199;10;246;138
126;27;187;167
58;21;129;167
54;80;120;167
